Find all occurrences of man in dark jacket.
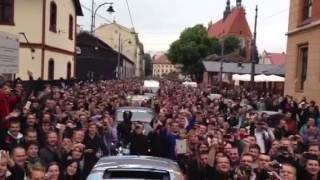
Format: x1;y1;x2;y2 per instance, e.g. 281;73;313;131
130;122;148;155
39;131;60;167
117;111;133;147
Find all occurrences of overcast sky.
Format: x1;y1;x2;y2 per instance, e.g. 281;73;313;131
78;0;290;54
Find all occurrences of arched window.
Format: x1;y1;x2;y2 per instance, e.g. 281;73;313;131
0;0;14;25
49;2;57;32
48;59;55;80
67;62;71;79
68;15;73;40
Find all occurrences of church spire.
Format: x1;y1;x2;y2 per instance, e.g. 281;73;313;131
223;0;231;20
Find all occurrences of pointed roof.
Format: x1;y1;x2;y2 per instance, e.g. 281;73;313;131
266;52;286;65
208;7;252;39
95;21;136;34
153;54;172;64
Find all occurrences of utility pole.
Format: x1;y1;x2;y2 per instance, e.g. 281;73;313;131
117;33;121;80
250;5;258;87
219;39;224;90
91;0;95;34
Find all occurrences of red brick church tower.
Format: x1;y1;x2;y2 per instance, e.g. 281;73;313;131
208;0;253;60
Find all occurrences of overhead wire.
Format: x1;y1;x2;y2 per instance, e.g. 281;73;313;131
80;3;112;24
124;0;135;28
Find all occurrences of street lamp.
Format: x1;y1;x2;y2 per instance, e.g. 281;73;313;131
91;1;115;34
117;38;132;80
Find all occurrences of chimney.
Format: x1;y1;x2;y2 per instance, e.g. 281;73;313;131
223;0;231;20
236;0;242;7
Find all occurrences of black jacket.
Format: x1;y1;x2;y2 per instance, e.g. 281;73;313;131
130;132;149;155
39;146;60;167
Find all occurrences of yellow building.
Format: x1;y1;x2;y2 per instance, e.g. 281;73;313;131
0;0;83;80
152;53;176;78
94;22;145;77
285;0;320;102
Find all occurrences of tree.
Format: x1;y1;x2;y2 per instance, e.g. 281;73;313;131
223;35;242;55
144;53;153;76
168;25;220;82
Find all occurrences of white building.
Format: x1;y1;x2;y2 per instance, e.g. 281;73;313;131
94;22;145;77
152;53;176;77
0;0;83;80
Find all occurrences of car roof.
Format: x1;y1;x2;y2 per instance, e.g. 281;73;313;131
91;156;181;174
116;106;153;111
254;110;283;115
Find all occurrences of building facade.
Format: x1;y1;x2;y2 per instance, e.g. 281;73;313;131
259;50;286;65
0;0;83;80
152;53;176;77
285;0;320;102
208;0;252;60
94;22;145;77
76;32;134;80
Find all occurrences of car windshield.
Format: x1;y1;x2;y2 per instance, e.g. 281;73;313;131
103;169;170;180
116;108;155;123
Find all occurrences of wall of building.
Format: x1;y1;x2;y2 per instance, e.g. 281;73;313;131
43;51;74;80
45;0;76;52
285;0;320;102
153;64;176;77
95;23;145;77
0;1;42;43
285;28;320;102
16;48;42;79
0;0;78;80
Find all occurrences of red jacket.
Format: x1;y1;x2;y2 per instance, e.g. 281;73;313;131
0;91;19;129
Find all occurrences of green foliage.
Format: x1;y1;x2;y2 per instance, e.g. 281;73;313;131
223;35;242;55
168;25;220;80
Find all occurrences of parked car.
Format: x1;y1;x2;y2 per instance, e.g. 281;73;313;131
87;156;184;180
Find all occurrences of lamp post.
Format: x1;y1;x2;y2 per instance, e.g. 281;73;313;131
90;0;115;34
250;5;258;88
219;39;225;90
117;35;132;80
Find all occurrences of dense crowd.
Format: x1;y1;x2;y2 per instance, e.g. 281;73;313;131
0;76;320;180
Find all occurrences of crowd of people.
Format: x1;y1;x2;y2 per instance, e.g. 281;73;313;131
0;77;320;180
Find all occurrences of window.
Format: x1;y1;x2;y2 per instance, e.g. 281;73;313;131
303;0;313;20
297;45;309;90
67;62;71;79
68;15;73;40
103;169;170;179
0;0;14;25
49;2;57;32
48;59;55;80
